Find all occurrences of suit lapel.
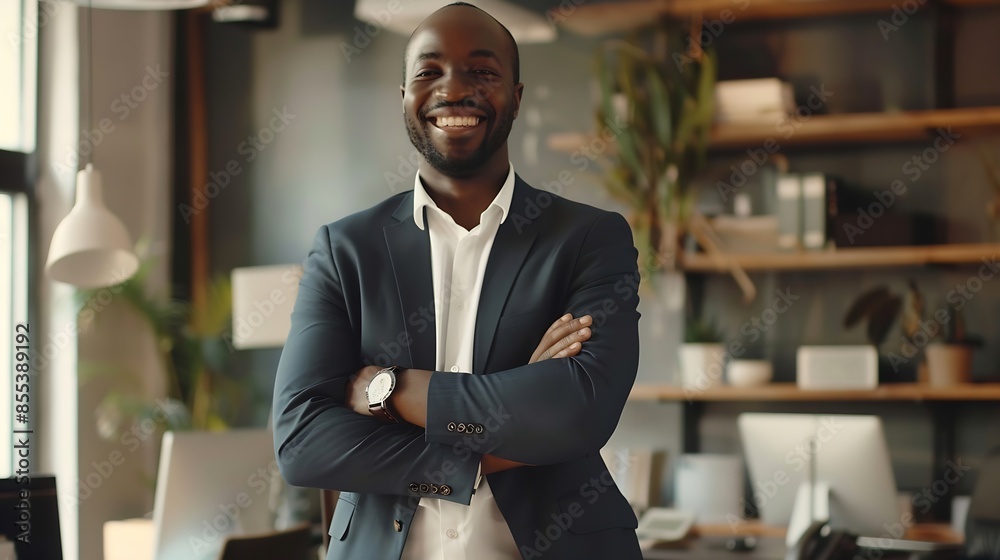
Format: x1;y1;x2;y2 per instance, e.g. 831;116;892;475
473;177;539;374
384;193;436;371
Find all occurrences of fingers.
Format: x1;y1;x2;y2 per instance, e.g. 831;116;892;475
549;324;591;359
533;314;593;362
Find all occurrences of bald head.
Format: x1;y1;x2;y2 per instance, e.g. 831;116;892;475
403;2;520;85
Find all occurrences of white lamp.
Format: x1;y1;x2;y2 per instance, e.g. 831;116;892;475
353;0;557;44
45;164;139;289
231;264;303;349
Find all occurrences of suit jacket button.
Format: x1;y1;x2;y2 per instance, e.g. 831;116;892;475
456;423;466;433
419;483;430;493
447;421;457;432
409;482;419;493
474;424;484;434
429;484;439;494
439;485;452;496
394;519;403;532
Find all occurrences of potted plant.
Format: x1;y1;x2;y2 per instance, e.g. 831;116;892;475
593;22;716;278
76;255;252;443
679;317;727;389
843;281;924;383
844;281;986;385
925;305;983;387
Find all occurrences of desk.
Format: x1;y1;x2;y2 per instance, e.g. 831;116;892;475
640;523;964;560
642;536;787;560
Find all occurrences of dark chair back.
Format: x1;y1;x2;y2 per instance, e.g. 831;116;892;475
965;447;1000;560
217;523;314;560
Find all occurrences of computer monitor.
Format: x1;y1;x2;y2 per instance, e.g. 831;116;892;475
152;429;277;560
738;413;899;543
0;475;63;560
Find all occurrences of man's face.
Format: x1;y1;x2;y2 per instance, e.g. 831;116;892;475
401;9;523;177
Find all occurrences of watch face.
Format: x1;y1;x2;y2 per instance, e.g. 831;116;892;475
367;372;394;403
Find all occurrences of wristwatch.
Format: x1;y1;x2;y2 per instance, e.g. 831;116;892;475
366;366;399;423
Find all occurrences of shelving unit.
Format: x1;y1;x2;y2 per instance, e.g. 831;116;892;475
553;0;1000;36
679;243;1000;272
547;107;1000;154
554;0;1000;529
630;382;1000;401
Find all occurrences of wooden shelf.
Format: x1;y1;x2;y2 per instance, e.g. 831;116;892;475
630;382;1000;401
554;0;1000;36
679;243;1000;272
711;107;1000;149
693;521;962;543
547;107;1000;154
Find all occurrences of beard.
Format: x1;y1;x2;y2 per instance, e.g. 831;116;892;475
405;103;514;177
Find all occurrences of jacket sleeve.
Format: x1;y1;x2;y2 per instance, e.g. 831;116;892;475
424;211;641;465
272;225;481;505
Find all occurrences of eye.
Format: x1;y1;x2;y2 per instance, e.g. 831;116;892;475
414;69;440;78
473;68;498;76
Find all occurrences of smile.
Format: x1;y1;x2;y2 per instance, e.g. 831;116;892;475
429;116;484;129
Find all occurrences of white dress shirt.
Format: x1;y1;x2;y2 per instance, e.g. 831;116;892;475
399;164;521;560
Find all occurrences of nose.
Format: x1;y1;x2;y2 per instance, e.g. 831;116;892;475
435;69;477;104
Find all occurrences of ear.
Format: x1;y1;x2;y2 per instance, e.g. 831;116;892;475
512;82;524;119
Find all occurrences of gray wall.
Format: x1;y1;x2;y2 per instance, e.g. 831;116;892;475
201;0;1000;516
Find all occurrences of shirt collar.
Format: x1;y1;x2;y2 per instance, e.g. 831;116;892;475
412;163;516;231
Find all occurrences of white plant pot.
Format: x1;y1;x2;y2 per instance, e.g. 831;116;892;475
679;343;727;390
728;360;773;387
925;343;973;387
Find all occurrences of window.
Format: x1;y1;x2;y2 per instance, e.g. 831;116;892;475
0;191;29;478
0;0;37;152
0;0;36;478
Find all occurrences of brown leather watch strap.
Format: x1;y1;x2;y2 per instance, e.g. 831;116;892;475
369;400;398;423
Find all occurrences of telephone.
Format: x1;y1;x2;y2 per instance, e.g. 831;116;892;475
785;521;859;560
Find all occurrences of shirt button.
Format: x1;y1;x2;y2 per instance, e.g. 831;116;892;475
446;529;458;539
450;366;460;372
456;303;465;310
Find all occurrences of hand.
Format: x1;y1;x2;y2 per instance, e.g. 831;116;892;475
529;313;593;363
481;454;527;475
346;365;382;417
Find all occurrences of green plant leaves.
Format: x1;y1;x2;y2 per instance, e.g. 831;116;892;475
592;23;717;277
843;286;891;329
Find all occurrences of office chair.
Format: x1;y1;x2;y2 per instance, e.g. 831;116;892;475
964;446;1000;560
217;523;314;560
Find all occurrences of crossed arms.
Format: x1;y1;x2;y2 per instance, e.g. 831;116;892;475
272;211;640;505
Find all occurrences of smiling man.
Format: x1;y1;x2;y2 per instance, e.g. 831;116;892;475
272;3;642;559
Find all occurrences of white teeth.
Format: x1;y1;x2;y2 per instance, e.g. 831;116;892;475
435;116;480;127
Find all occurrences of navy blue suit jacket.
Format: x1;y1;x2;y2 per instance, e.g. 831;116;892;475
273;176;643;559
